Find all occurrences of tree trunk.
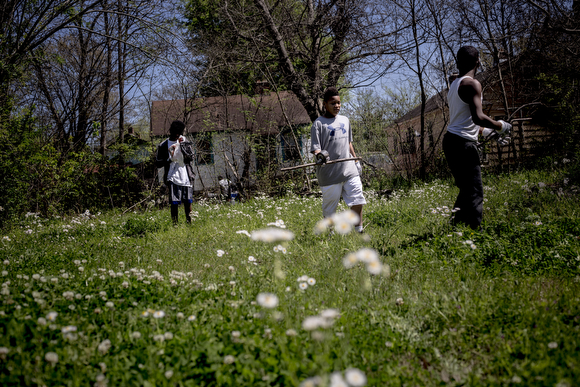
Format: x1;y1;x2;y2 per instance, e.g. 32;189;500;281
100;1;112;155
118;0;125;146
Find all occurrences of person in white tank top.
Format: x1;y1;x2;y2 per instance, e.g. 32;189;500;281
442;46;512;229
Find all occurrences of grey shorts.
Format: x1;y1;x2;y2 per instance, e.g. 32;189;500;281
168;182;193;205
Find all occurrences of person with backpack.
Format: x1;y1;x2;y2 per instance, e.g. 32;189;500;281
156;120;196;224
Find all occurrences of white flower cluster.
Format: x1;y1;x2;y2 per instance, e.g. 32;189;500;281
251;228;294;242
267;219;286;228
430;205;458;217
296;275;316;290
256;292;279;308
299;367;367;387
273;245;287;254
301;309;340;331
314;210;360;235
342;248;386;275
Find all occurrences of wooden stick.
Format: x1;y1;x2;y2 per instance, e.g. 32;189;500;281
280;157;361;171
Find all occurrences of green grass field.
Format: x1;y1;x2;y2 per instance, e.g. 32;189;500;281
1;168;579;386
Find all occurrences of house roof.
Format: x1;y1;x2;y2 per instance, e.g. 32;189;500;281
150;91;311;137
394;70;496;125
395;90;448;124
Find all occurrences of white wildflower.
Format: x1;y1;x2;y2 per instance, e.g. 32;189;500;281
251;228;294;242
236;230;251;237
366;260;383;275
320;309;340;319
45;352;59;365
332;210;360;226
256;293;279;308
344;368;367;386
334;220;353;235
299;376;322;387
97;339;112;355
330;372;348;387
356;248;379;263
46;311;58;322
342;253;358;269
314;218;332;235
286;329;298;337
302;316;324;331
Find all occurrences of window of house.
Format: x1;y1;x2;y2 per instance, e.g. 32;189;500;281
194;133;214;165
280;130;302;162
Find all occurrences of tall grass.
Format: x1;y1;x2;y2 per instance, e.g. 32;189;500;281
0;168;578;386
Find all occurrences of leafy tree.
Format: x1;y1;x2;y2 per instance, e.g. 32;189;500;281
182;0;406;121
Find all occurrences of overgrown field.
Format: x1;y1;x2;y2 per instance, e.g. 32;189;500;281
1;168;579;386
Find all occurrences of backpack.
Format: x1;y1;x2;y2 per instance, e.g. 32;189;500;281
155;138;196;186
180;141;195;164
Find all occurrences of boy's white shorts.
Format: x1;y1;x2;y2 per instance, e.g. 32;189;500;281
320;176;366;218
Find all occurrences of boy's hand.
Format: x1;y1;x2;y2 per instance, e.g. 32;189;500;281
315;150;329;165
481;128;494;138
497;120;512;135
482;128;511;147
355;161;362;175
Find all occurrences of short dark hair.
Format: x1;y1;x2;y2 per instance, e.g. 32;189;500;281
457;46;479;73
169;120;185;136
323;87;340;102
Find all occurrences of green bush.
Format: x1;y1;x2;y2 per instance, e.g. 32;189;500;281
0;111;150;227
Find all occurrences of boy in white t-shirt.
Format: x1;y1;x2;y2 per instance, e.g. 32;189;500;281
156;120;195;224
311;87;366;232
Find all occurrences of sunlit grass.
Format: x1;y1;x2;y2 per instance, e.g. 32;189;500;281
0;168;579;386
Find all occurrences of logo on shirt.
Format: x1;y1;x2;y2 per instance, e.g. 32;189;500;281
328;123;346;137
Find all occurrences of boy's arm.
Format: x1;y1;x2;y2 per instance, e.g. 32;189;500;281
459;78;504;131
349;142;357;158
311;121;321;155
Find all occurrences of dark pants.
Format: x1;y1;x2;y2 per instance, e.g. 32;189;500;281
168;182;193;224
443;132;483;230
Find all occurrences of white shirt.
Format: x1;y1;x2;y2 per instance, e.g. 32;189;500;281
166;136;191;187
447;76;480;141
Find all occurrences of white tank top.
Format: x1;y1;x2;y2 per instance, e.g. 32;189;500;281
447;76;479;141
